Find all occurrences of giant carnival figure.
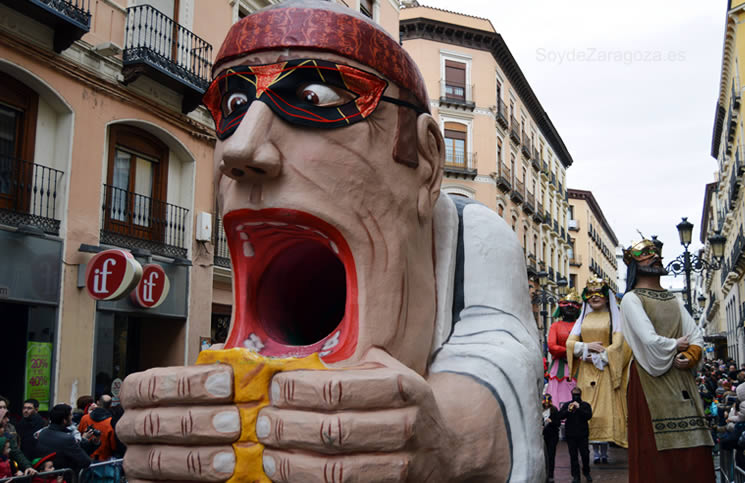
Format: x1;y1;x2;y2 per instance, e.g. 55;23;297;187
546;290;582;407
566;277;630;464
620;239;714;483
116;1;544;481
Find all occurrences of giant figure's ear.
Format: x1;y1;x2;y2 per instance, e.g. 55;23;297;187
416;114;445;221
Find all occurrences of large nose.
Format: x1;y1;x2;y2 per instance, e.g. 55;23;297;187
219;101;282;181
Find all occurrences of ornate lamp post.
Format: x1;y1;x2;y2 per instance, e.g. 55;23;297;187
533;272;568;356
665;217;725;315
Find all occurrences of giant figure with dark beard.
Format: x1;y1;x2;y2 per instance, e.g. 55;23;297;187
620;238;714;483
546;290;582;407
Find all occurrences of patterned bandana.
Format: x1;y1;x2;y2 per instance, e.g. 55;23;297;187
204;58;426;140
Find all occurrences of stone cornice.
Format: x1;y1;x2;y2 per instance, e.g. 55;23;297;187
401;16;574;169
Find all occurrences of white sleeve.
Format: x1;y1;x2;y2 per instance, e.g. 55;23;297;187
573;341;586;356
430;200;544;483
620;292;677;376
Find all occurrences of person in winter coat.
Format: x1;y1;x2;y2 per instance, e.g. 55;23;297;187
35;404;92;474
0;397;36;476
559;387;594;483
17;399;46;458
542;394;561;483
77;395;119;461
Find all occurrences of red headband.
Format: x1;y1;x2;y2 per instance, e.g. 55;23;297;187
213;7;429;112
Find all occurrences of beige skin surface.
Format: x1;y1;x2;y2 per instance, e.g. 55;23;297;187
118;49;510;482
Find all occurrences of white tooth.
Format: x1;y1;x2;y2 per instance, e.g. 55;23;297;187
297;225;310;230
236;224;244;231
243;241;254;257
239;232;248;240
267;221;287;226
245;221;264;226
329;240;339;254
314;230;328;239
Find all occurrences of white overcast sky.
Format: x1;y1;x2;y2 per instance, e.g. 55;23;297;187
420;0;726;289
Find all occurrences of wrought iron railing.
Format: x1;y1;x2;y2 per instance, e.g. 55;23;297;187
509;116;521;144
214;215;230;269
496;163;512;191
100;184;189;258
124;4;213;91
496;98;509;128
445;151;477;170
439;80;475;108
0;155;64;235
511;177;525;203
521;131;532;158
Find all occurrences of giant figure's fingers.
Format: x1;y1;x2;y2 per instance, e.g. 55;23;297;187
121;365;233;409
123;445;236;482
256;406;417;453
261;450;410;483
270;368;427;411
117;406;241;445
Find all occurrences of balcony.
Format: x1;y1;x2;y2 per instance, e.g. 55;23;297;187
0;156;64;235
733;83;742;111
570;254;583;267
522;190;535;215
444;152;477;179
729;162;740;210
533;202;544;224
561;227;565;239
510;177;525;204
496;98;509;129
2;0;91;52
531;155;541;172
520;132;532;159
548;267;554;281
496;163;512;192
214;215;230;269
439;80;475;110
543;211;551;227
509;116;521;144
569;219;579;231
122;4;213;114
553;219;559;233
526;253;537;277
100;184;190;259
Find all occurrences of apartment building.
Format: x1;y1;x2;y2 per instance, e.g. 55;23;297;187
0;0;399;413
399;5;574;305
699;0;745;364
567;189;619;294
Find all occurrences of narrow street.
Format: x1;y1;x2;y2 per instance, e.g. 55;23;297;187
552;442;628;482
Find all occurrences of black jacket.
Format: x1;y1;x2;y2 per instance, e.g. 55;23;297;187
16;413;45;457
558;399;593;439
543;405;560;440
35;423;92;472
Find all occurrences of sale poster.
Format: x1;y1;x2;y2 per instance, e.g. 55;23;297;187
25;342;52;411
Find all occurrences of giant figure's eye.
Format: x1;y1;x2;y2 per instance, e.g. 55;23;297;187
299;84;355;106
222;92;249;116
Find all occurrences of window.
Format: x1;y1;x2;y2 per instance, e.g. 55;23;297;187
104;126;169;241
570;274;577;288
444;122;467;166
498;205;504;217
360;0;373;19
444;60;466;101
497;138;502;166
510;154;516;182
0;75;38;213
496;79;502;103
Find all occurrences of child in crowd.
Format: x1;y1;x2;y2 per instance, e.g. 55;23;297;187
31;453;65;483
0;436;22;478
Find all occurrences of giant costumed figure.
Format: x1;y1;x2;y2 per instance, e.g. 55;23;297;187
546;290;581;406
115;1;545;481
620;239;714;483
566;277;630;464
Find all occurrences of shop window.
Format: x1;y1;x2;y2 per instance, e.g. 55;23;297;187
444;60;466;101
103;125;169;242
0;75;38;214
444;122;467;166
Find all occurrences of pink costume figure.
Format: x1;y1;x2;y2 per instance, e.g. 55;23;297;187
546;291;582;406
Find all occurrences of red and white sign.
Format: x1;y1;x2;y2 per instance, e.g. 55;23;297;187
131;264;170;308
85;249;142;301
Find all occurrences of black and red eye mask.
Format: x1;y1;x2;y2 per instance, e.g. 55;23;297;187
203;58;426;140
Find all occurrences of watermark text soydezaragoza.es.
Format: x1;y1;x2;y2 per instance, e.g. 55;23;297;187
536;48;686;65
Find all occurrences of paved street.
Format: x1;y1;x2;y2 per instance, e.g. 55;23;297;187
552;441;628;482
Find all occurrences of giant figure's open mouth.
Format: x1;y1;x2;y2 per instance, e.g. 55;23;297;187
222;209;358;362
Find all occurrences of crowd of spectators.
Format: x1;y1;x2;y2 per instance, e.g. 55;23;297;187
697;358;745;467
0;394;126;480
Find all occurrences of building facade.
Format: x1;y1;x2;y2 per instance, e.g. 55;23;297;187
700;0;745;365
399;6;574;341
567;189;619;295
0;0;398;413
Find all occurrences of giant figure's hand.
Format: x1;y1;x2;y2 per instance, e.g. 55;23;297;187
256;347;456;482
117;348;506;482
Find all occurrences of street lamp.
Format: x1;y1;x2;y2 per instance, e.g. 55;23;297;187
665;217;725;315
532;273;567;356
